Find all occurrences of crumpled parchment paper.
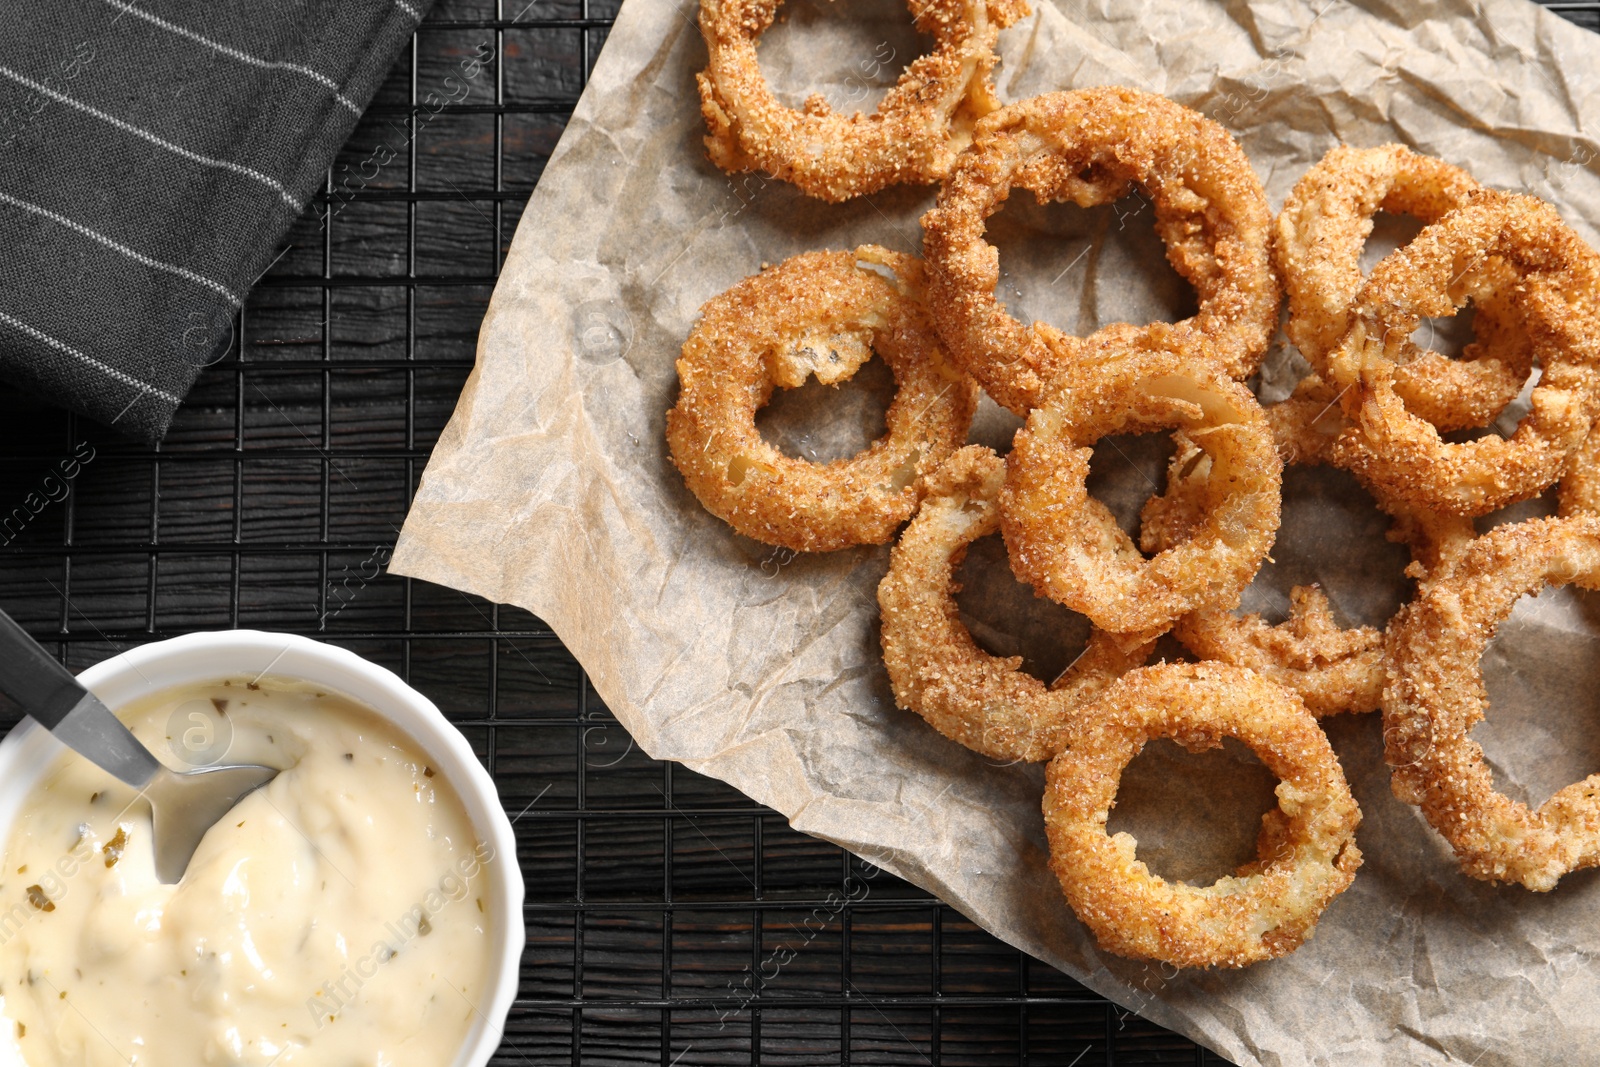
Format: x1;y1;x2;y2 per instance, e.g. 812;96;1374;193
390;0;1600;1062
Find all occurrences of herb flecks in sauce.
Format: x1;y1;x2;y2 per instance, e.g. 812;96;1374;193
102;827;127;869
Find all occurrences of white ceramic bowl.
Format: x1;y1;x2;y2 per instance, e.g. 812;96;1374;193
0;630;523;1067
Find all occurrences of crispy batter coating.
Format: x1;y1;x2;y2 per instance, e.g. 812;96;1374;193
1134;430;1212;555
1384;516;1600;891
1325;192;1600;517
1559;417;1600;518
1138;423;1383;714
1000;347;1281;637
1379;493;1479;584
1141;366;1492;716
877;446;1153;763
696;0;1027;202
1275;145;1533;430
1044;662;1363;968
1172;585;1384;718
1264;374;1478;583
920;86;1278;414
1264;373;1348;469
666;246;979;551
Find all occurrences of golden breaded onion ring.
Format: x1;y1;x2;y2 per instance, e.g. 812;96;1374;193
695;0;1028;203
1275;145;1533;431
1138;386;1468;718
1139;432;1384;716
1264;374;1479;583
1384;515;1600;891
921;86;1278;414
1325;192;1600;517
1044;662;1363;969
1000;346;1281;637
666;246;979;552
877;446;1153;763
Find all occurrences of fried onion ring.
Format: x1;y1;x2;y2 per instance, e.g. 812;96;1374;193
1326;193;1600;516
1000;347;1281;636
921;86;1278;414
666;246;979;551
1265;375;1478;582
696;0;1027;203
1139;420;1384;717
1044;662;1363;968
1136;374;1482;716
1275;145;1533;431
877;446;1153;763
1384;515;1600;891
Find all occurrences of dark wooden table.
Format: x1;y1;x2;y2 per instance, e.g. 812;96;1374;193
0;0;1593;1063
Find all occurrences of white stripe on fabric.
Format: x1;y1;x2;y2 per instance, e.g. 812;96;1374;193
98;0;362;116
393;0;422;20
0;309;183;406
0;63;300;209
0;189;240;305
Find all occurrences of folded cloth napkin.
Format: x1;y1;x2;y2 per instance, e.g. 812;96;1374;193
0;0;433;442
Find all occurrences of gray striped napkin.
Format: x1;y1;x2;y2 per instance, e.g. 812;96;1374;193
0;0;433;442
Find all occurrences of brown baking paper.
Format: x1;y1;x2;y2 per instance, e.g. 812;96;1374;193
390;0;1600;1062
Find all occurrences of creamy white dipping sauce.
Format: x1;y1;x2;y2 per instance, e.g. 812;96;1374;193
0;678;495;1067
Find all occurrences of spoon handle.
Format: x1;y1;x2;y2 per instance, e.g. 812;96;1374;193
0;608;161;788
0;607;84;728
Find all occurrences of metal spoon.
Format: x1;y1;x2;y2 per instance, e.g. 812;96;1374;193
0;609;277;883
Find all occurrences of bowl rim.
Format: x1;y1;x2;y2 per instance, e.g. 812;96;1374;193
0;629;524;1067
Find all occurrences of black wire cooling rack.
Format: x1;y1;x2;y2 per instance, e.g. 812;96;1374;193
0;1;1594;1064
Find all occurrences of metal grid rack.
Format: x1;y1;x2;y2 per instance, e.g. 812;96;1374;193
0;1;1593;1063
